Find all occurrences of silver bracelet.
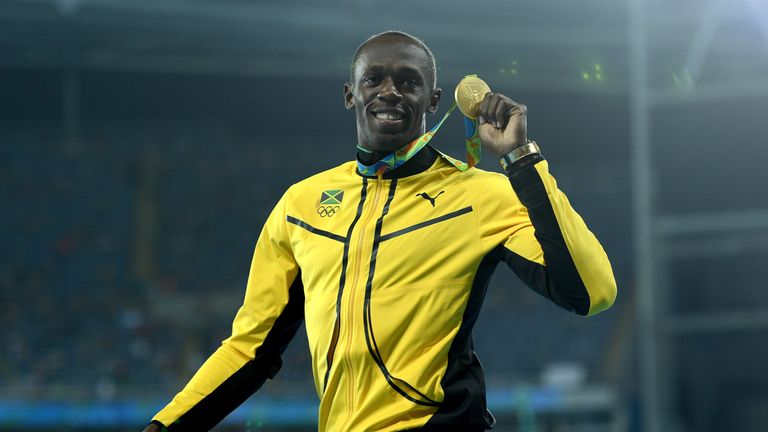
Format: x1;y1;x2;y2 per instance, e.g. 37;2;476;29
499;141;541;171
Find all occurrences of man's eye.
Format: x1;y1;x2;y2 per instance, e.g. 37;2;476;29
404;78;419;86
362;76;380;84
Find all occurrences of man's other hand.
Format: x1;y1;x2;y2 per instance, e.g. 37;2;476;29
477;92;528;156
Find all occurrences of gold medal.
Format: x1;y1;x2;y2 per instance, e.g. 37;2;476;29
454;74;491;119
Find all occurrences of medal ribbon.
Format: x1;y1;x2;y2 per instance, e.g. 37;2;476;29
356;103;482;176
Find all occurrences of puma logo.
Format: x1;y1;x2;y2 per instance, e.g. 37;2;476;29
416;191;444;207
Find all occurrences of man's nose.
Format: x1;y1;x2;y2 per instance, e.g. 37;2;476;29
377;78;402;103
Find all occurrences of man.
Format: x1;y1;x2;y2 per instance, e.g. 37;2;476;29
143;31;616;432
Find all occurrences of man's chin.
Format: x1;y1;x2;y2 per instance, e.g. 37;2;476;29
365;137;409;154
365;130;421;153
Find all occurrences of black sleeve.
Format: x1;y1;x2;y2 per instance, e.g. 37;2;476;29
162;273;305;432
499;156;592;315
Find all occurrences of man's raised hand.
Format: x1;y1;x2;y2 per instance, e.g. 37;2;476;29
476;92;528;156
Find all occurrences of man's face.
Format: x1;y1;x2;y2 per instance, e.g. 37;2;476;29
344;37;441;154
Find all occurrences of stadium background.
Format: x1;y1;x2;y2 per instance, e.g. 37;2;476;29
1;0;767;431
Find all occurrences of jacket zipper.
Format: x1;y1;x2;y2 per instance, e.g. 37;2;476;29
323;180;369;391
339;175;384;429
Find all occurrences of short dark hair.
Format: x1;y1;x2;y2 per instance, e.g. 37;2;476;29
349;30;437;88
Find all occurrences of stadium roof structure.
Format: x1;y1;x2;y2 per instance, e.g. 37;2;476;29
1;0;767;98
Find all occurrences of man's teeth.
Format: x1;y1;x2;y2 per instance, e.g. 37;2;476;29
375;112;403;121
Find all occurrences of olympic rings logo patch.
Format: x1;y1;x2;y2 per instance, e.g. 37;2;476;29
317;205;340;217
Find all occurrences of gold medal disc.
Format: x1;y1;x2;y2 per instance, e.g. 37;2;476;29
454;75;491;119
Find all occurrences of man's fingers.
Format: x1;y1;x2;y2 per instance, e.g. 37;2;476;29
496;98;512;130
478;93;527;131
505;101;526;128
492;94;505;127
478;93;492;124
484;93;502;127
509;101;527;117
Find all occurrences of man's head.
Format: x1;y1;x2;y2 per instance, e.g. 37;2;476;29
344;31;442;154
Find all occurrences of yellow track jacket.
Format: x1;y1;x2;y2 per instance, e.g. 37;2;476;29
151;149;616;431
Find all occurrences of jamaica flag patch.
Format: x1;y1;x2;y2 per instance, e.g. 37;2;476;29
320;189;344;205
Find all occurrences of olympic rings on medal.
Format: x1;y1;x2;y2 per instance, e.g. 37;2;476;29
317;205;340;217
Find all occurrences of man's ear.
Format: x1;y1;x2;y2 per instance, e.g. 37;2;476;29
343;82;354;110
427;87;442;114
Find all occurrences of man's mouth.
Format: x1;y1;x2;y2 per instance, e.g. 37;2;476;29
374;112;404;121
370;108;408;130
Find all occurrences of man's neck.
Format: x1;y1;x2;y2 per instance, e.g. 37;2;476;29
356;126;426;164
356;146;387;165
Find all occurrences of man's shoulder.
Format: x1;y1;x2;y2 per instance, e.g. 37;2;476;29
433;151;508;185
452;161;511;190
285;160;358;196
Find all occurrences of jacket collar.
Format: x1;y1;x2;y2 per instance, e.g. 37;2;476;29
355;145;438;179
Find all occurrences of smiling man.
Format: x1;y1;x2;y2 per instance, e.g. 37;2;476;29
345;34;440;155
143;31;616;432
